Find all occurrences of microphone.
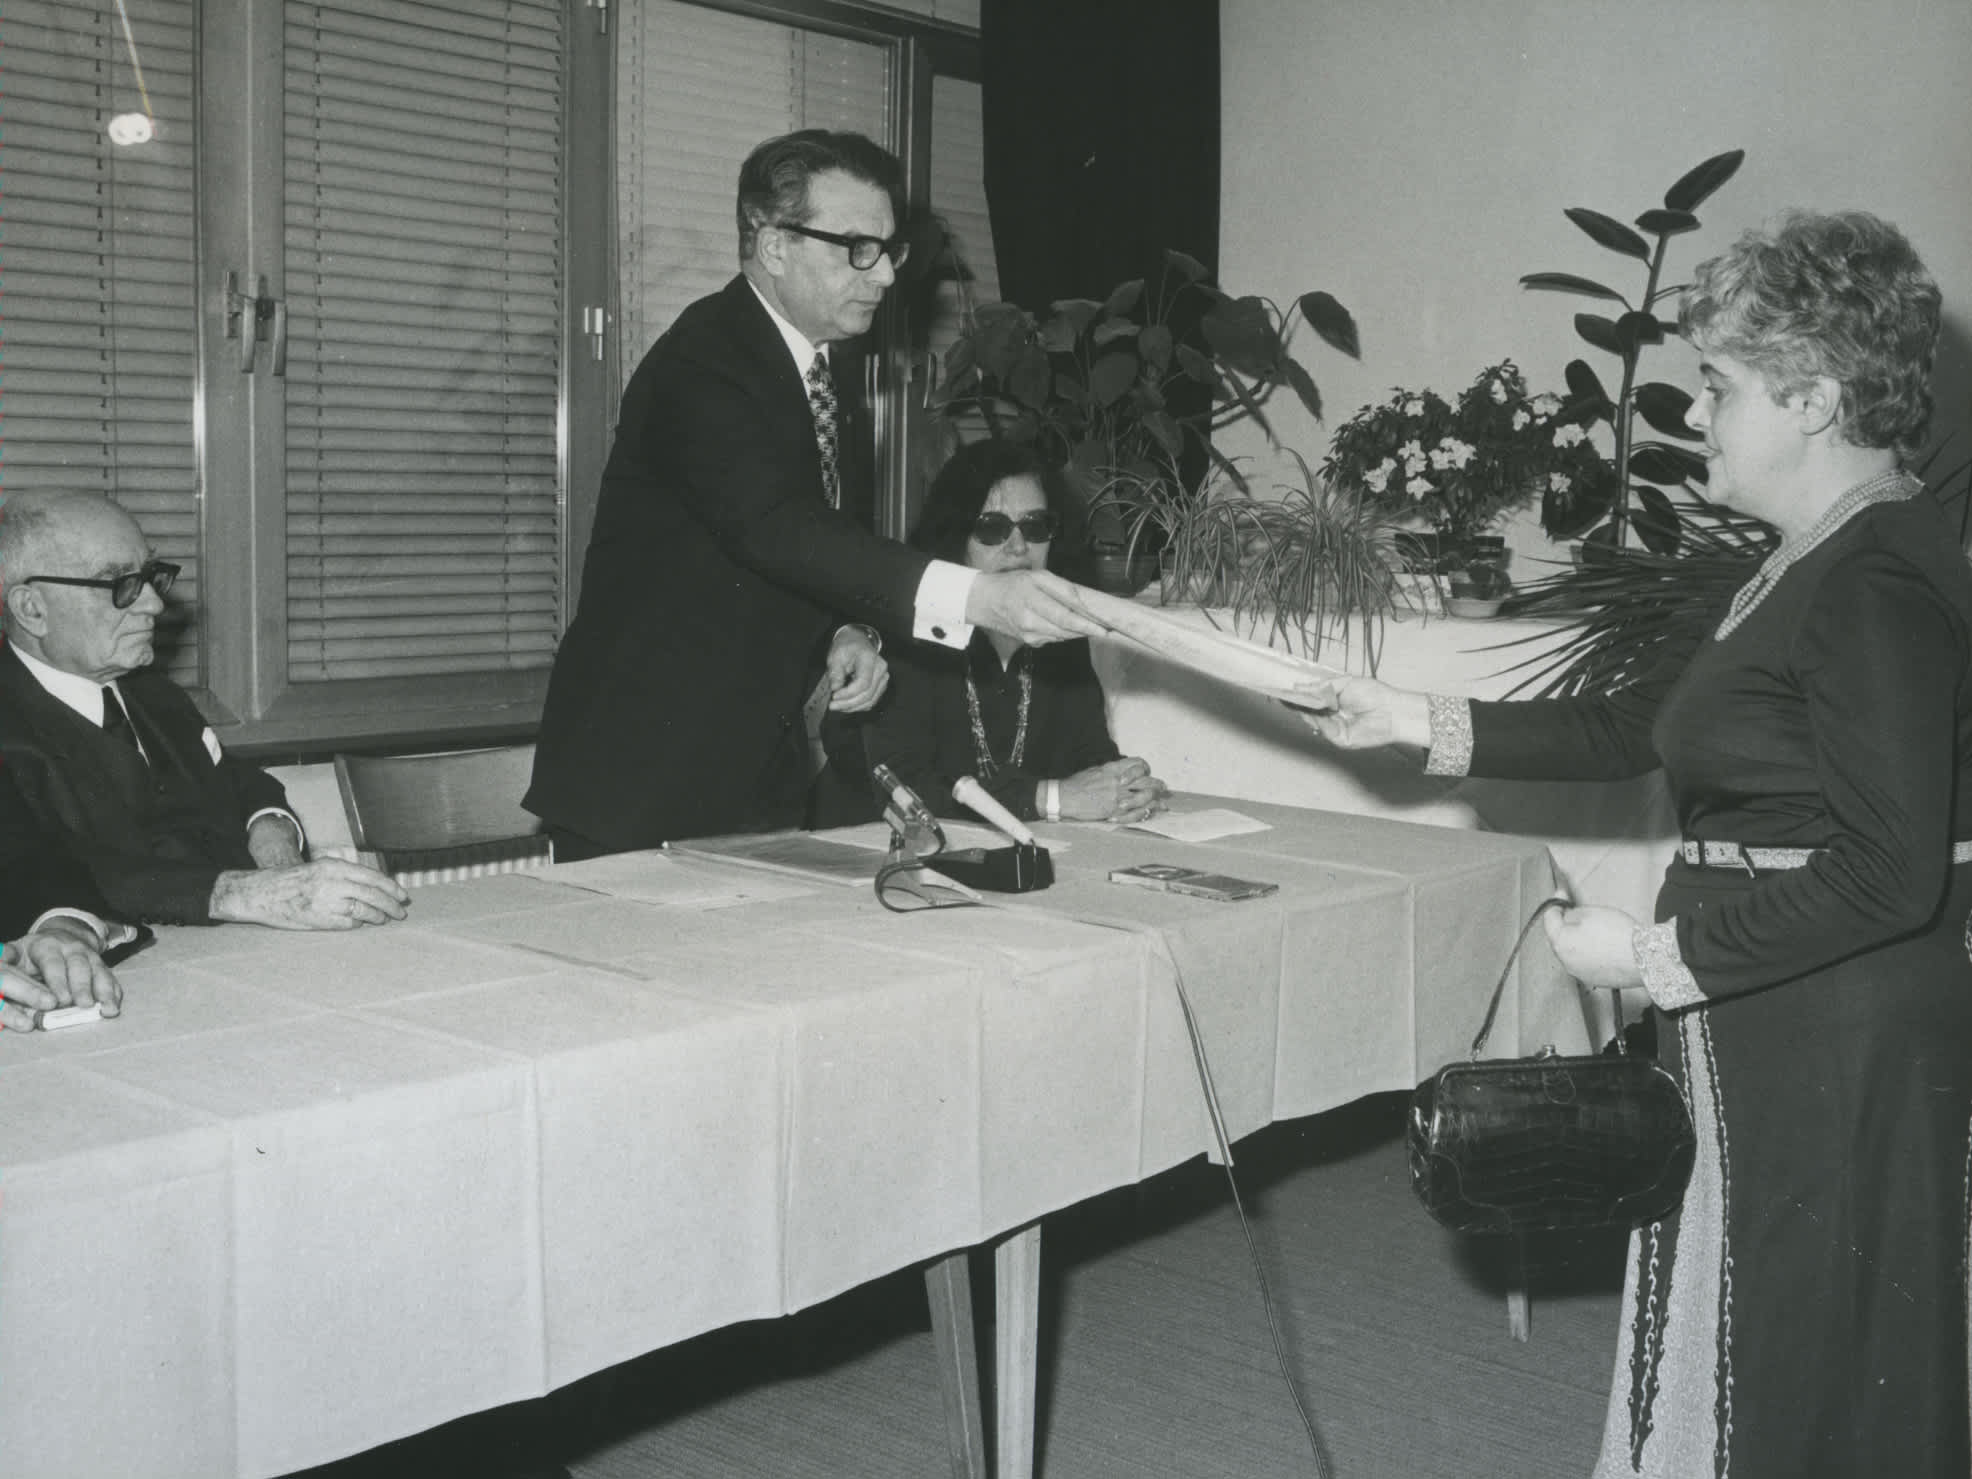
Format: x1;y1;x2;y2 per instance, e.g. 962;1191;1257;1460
950;776;1038;847
871;763;944;849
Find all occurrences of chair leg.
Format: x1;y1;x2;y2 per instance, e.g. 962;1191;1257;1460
994;1225;1043;1479
925;1252;988;1479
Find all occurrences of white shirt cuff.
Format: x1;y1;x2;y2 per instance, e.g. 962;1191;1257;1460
248;807;307;854
912;561;977;649
27;909;140;952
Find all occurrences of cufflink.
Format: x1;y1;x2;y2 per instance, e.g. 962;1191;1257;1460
931;626;947;640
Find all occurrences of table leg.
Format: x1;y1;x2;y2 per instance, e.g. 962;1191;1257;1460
1506;1234;1530;1342
924;1252;988;1479
994;1224;1042;1479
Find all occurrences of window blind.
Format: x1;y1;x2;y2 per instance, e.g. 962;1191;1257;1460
615;0;890;382
925;74;998;369
0;0;203;686
282;0;564;682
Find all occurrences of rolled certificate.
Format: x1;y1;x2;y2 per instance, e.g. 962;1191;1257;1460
952;776;1039;847
1074;586;1343;701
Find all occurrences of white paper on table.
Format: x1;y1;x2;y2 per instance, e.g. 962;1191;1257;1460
548;850;818;908
1077;586;1342;702
1123;807;1272;843
822;821;1071;854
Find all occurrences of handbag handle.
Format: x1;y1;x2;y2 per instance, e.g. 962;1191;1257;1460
1467;894;1627;1060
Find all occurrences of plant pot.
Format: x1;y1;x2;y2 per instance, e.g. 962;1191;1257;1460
1092;551;1159;596
1445;596;1505;619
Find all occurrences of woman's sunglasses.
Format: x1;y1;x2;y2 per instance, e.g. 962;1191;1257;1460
971;511;1058;546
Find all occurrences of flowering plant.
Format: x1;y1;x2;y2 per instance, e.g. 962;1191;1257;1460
1322;362;1608;554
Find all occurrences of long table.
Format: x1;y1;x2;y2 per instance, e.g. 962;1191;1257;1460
0;799;1582;1478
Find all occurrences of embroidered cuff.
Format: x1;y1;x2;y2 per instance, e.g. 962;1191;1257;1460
1422;694;1474;776
1632;921;1704;1010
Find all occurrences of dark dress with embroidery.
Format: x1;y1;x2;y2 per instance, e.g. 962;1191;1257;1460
1462;491;1972;1478
852;634;1119;822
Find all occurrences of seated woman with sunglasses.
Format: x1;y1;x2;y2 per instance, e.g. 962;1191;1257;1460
842;439;1167;825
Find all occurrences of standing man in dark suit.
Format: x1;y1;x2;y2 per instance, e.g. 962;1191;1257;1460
0;490;410;930
526;129;1103;857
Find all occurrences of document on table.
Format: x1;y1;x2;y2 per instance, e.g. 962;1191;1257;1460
1123;807;1272;843
548;849;819;907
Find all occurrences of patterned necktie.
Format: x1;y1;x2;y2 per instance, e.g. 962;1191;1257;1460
102;686;146;764
805;351;841;509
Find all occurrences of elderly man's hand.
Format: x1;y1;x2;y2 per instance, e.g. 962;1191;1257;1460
13;925;123;1016
825;625;889;713
209;859;411;931
964;570;1107;646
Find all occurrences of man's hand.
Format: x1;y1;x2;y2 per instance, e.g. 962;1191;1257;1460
0;948;61;1033
825;625;889;713
209;859;411;931
13;925;123;1016
246;812;306;869
964;570;1108;646
1290;674;1433;750
1056;757;1170;823
1542;904;1645;990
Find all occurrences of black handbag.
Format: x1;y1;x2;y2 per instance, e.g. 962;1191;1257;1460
1407;899;1697;1235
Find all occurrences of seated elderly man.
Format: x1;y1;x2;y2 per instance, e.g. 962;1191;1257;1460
0;846;125;1032
0;490;409;930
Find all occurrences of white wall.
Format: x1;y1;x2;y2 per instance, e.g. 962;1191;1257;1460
1219;0;1972;562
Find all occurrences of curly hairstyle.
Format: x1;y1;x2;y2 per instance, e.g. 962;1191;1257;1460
734;130;905;262
908;438;1082;573
1678;210;1941;461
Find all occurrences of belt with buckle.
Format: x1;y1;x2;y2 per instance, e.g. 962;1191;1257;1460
1680;839;1972;872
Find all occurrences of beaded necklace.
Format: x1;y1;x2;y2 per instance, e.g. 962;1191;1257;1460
1714;468;1920;639
963;654;1032;778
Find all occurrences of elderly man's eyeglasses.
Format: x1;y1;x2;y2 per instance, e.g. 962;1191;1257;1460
776;222;911;271
24;560;180;610
971;512;1058;546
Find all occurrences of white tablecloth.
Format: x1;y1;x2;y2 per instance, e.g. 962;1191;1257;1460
1092;606;1681;919
0;801;1577;1478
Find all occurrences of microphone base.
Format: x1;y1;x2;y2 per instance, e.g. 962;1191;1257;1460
926;842;1053;893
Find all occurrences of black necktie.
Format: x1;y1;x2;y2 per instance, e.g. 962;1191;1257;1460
102;686;145;763
805;352;841;509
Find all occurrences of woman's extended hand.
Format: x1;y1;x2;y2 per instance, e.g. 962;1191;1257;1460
1287;675;1434;750
1058;757;1169;823
1542;904;1646;990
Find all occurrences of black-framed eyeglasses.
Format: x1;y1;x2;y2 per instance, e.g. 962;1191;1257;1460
23;559;179;610
775;221;911;271
971;512;1058;546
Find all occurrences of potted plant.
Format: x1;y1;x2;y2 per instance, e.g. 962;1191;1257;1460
1321;362;1600;612
1091;451;1407;667
1519;149;1744;555
923;250;1359;589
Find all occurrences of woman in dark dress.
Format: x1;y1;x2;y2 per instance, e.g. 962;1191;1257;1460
1300;211;1971;1477
845;439;1167;825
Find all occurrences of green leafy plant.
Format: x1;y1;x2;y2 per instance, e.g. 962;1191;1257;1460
925;250;1360;500
1521;149;1744;553
1323;361;1603;556
1092;452;1405;668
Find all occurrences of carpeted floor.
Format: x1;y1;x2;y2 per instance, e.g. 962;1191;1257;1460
299;1093;1627;1479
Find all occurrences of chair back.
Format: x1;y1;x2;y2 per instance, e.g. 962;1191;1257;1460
333;744;550;883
